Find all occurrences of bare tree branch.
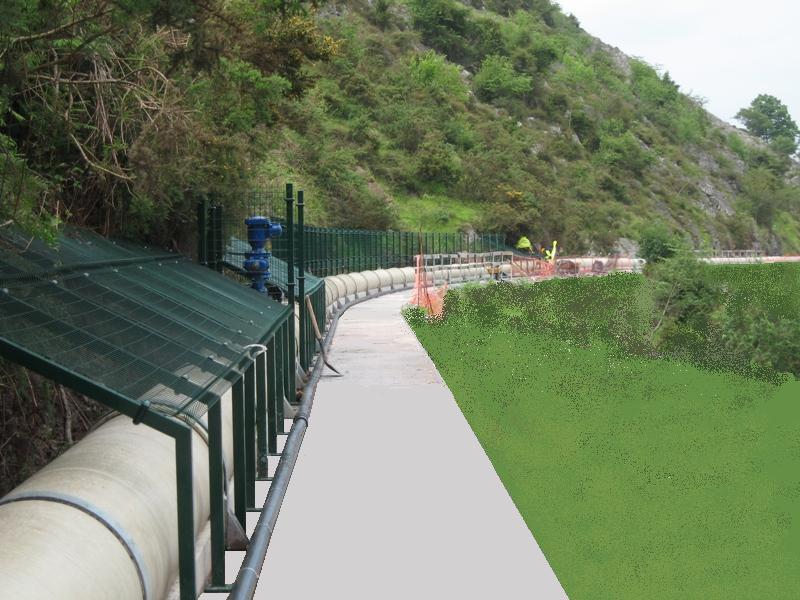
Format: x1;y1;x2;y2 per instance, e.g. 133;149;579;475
8;7;114;46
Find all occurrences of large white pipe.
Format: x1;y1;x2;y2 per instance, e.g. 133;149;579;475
0;387;236;600
702;256;800;265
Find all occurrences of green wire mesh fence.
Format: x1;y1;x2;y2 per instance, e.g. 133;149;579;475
0;226;290;420
196;189;505;279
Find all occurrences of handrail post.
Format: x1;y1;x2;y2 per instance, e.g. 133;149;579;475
197;196;209;267
285;184;296;393
297;191;307;371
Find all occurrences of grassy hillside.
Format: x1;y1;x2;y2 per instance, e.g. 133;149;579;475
264;0;800;253
406;268;800;598
411;321;800;599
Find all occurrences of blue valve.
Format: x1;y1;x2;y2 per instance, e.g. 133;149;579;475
244;216;283;293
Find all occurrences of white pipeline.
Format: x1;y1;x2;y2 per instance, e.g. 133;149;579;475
0;391;235;600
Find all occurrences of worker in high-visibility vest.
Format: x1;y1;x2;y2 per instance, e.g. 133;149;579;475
543;241;558;264
516;236;533;253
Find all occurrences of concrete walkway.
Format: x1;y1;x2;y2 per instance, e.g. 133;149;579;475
244;290;567;599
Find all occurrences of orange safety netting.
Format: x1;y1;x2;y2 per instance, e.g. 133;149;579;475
410;253;647;317
510;255;555;279
410;254;448;318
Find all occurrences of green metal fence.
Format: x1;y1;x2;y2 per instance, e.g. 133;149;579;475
196;188;504;278
300;228;504;277
0;226;293;599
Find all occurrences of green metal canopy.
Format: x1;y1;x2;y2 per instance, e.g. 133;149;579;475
0;226;289;420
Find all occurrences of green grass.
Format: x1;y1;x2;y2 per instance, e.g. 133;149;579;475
394;193;483;232
410;301;800;598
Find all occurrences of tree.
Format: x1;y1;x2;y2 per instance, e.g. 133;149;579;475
735;94;799;156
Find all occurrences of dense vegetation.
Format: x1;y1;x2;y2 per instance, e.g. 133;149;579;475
2;0;800;253
408;260;800;382
0;0;336;245
406;269;800;598
270;0;800;252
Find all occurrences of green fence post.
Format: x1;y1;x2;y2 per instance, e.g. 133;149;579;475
360;231;365;272
197;196;209;267
232;376;246;529
285;184;296;400
244;362;256;509
267;336;278;454
297;191;307;372
175;426;196;600
357;229;361;272
306;226;310;276
314;227;318;276
335;231;341;274
326;229;331;277
354;230;360;272
329;230;334;277
340;230;345;274
211;204;224;273
208;398;225;586
256;351;268;479
307;293;314;367
283;319;292;413
310;227;314;276
345;230;350;273
275;323;285;435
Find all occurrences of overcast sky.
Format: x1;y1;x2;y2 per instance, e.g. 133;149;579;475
556;0;800;127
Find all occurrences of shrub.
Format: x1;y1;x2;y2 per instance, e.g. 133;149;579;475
726;133;748;160
416;134;463;184
740;167;784;229
408;0;472;63
402;305;429;329
630;60;679;112
409;51;468;102
638;223;678;263
596;130;654;176
473;55;533;101
718;305;800;380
